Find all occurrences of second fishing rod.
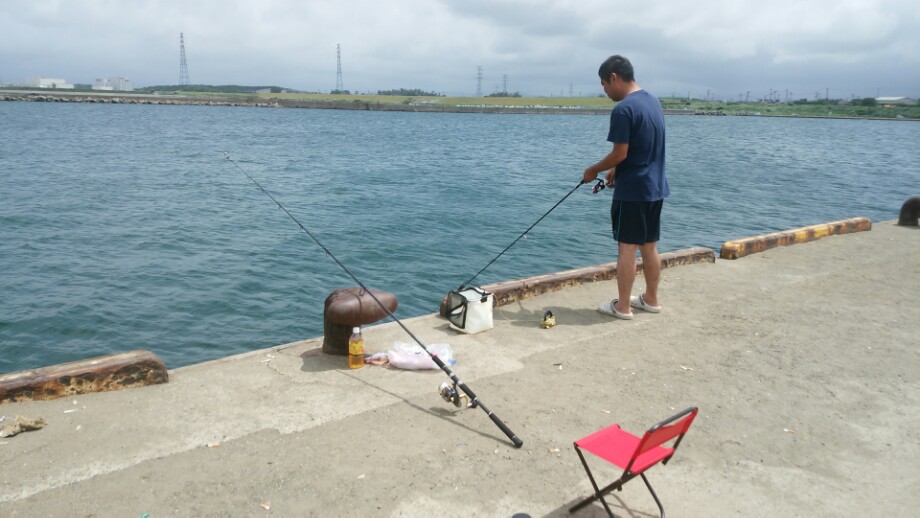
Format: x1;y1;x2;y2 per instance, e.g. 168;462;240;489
224;153;523;448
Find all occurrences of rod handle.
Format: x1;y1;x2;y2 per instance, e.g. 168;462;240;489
488;412;524;448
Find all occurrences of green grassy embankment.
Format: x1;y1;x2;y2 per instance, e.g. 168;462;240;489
662;98;920;119
255;93;918;119
5;87;917;119
256;92;613;108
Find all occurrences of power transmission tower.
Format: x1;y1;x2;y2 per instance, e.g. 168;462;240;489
503;74;508;94
476;66;483;97
336;44;344;92
569;83;573;97
179;33;190;86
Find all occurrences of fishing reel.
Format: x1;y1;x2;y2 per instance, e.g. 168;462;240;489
591;178;607;194
438;382;473;409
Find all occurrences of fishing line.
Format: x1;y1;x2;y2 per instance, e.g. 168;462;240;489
223;152;523;448
458;179;586;290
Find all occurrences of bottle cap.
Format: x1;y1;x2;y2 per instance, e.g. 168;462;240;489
352;327;360;334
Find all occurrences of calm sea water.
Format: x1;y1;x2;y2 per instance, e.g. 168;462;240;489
1;102;917;372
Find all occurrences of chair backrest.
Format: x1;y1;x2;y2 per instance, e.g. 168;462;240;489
629;407;698;470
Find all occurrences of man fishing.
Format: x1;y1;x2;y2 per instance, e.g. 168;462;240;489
583;55;668;320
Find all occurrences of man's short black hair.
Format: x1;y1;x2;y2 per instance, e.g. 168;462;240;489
598;55;635;83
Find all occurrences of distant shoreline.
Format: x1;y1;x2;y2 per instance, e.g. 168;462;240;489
2;89;917;121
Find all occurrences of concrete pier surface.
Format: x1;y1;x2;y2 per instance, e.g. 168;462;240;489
1;221;917;517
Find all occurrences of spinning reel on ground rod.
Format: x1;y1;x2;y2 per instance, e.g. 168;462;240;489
439;381;474;408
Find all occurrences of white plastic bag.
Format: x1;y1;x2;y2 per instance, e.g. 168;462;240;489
387;342;454;370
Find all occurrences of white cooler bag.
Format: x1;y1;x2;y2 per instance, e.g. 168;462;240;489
446;287;494;334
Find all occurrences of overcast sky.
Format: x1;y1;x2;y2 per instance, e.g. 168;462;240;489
2;0;918;99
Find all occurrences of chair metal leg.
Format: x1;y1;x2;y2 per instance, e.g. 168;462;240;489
570;446;618;516
640;473;665;518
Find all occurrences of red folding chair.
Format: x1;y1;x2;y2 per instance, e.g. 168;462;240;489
570;406;698;517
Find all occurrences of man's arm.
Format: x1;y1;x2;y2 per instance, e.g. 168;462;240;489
583;143;629;184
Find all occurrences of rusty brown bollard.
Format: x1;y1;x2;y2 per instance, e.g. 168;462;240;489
323;288;398;355
0;350;168;405
897;196;920;226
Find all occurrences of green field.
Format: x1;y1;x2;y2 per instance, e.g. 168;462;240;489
660;98;920;119
17;85;912;119
256;92;614;108
251;92;919;119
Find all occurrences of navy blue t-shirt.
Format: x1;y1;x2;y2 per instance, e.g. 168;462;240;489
607;90;668;202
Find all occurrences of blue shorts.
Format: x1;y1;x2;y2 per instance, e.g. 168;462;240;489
611;199;663;245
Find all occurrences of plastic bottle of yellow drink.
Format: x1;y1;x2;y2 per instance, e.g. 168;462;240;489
348;326;364;369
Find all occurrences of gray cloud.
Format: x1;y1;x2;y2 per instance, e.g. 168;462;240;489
1;0;917;98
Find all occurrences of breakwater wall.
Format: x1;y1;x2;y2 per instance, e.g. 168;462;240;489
0;90;712;116
0;91;282;109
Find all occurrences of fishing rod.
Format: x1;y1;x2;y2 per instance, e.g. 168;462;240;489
458;179;591;290
223;153;523;448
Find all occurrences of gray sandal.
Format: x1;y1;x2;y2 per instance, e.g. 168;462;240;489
630;293;661;313
598;299;634;320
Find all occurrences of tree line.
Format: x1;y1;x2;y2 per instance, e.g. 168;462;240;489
375;88;443;97
136;85;289;94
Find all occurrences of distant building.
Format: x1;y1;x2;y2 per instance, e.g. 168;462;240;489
92;77;133;91
110;77;133;91
92;79;114;91
26;77;74;89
